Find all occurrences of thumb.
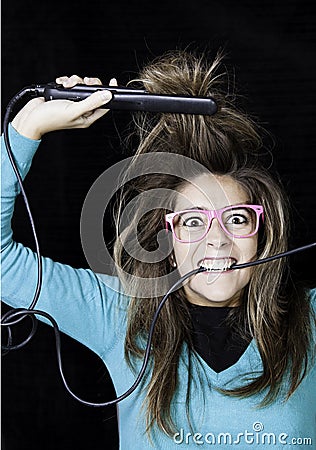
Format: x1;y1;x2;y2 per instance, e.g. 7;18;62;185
73;90;112;117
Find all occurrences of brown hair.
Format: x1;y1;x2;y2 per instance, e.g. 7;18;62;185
113;50;315;436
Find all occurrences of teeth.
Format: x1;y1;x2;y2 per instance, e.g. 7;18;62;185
200;258;235;272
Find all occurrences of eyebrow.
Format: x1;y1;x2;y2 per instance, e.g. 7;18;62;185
178;206;206;211
175;203;251;211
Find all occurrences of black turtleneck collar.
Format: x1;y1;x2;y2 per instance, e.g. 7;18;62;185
188;304;251;373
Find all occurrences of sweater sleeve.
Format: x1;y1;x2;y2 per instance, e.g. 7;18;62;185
1;126;127;360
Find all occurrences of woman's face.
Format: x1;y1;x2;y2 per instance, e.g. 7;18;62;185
172;174;258;307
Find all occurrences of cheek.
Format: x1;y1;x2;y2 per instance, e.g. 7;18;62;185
233;234;258;262
238;236;258;261
173;242;194;272
237;267;253;286
173;243;208;277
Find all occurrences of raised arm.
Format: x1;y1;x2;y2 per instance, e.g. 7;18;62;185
1;76;127;360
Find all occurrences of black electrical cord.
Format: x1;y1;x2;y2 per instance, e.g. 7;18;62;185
2;88;42;351
230;242;316;270
1;88;315;407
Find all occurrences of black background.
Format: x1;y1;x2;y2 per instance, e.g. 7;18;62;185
2;1;316;449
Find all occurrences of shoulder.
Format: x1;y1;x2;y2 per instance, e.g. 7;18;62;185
308;288;316;313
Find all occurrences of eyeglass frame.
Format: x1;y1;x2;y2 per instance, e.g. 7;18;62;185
165;204;264;243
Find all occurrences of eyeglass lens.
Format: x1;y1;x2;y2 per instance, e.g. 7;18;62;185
173;207;258;241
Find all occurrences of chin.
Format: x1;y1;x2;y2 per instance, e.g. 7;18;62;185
185;274;244;306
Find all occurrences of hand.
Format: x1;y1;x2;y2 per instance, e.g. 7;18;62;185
11;75;118;140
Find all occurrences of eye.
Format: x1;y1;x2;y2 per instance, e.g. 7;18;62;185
225;214;248;225
182;216;205;227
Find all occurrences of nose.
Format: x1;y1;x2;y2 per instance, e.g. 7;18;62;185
206;218;230;248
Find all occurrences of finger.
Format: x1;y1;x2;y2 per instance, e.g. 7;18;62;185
109;78;118;86
70;90;112;118
83;77;102;85
56;76;69;84
64;74;84;88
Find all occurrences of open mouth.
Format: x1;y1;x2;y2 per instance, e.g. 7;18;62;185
198;257;237;272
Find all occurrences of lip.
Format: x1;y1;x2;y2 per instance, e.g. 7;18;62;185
197;257;237;273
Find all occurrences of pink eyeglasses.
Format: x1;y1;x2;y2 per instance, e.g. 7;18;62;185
165;204;264;243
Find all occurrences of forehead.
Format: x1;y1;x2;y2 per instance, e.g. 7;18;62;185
175;174;248;209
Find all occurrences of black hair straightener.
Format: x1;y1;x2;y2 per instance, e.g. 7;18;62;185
32;82;218;115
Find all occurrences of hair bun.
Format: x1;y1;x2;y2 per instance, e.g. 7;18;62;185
137;50;225;99
129;50;267;172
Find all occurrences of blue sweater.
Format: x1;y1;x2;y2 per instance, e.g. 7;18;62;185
1;126;315;449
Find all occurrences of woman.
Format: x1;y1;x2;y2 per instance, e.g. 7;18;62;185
2;51;315;449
